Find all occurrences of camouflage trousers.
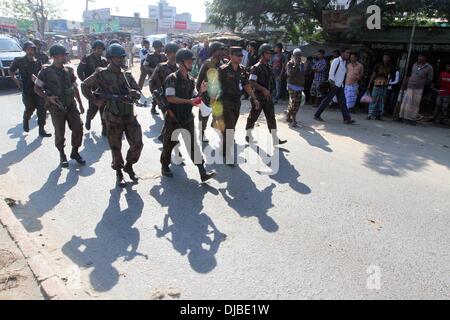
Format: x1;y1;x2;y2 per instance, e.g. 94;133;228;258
23;92;47;127
138;66;151;91
104;111;144;170
287;90;303;118
86;100;106;128
49;105;83;151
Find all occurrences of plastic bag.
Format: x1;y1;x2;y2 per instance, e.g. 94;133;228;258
360;91;373;104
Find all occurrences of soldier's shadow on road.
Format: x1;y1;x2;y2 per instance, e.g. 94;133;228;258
6;116;39;139
292;125;333;153
82;133;109;168
214;164;279;233
11;164;94;232
151;171;226;274
62;186;147;292
143;114;164;142
252;146;312;196
0;135;43;175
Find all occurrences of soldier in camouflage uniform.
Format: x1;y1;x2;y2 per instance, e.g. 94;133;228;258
77;40;108;135
196;41;226;142
82;44;143;188
34;44;86;168
161;49;216;183
149;42;180;143
142;40;167;115
9;41;51;138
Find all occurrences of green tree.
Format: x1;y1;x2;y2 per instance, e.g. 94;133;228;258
206;0;450;43
0;0;63;35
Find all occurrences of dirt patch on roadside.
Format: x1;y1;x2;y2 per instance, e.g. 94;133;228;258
0;249;17;269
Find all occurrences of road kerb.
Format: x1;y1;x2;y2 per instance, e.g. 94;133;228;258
0;198;73;300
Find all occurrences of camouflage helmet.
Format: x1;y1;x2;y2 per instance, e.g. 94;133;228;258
209;41;225;54
164;42;180;54
106;44;127;59
258;43;273;56
49;44;67;57
92;40;106;50
109;39;120;45
176;48;194;64
152;40;164;49
22;41;37;52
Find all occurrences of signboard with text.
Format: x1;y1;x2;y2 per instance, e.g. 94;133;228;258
158;18;174;31
84;19;120;33
175;21;187;30
83;8;111;21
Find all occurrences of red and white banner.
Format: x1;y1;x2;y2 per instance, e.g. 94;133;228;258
174;21;187;30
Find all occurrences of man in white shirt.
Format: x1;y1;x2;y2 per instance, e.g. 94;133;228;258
314;47;355;124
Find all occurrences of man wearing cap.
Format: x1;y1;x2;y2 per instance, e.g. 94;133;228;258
142;40;168;114
77;40;108;135
9;41;52;137
286;48;307;127
34;44;86;168
218;46;260;166
82;44;143;188
246;44;287;146
161;48;216;183
196;41;226;142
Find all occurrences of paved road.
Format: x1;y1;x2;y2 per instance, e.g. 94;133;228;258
1;72;450;300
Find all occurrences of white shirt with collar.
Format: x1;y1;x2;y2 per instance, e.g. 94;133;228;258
329;57;347;88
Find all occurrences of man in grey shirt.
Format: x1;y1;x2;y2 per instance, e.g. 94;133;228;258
398;53;434;125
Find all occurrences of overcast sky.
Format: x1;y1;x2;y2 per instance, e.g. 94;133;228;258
63;0;208;22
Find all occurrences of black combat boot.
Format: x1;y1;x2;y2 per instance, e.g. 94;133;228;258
245;131;255;144
23;119;29;133
123;163;139;182
273;137;288;146
60;151;69;168
272;132;287;146
39;126;52;138
116;169;126;188
197;165;216;183
151;104;159;115
161;165;174;178
70;148;86;165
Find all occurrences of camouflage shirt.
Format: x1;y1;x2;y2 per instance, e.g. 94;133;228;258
36;52;50;65
36;64;77;107
77;53;108;81
143;52;167;73
9;56;42;93
82;65;140;117
150;62;178;92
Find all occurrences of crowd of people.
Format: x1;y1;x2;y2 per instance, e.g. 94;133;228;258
7;37;450;187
